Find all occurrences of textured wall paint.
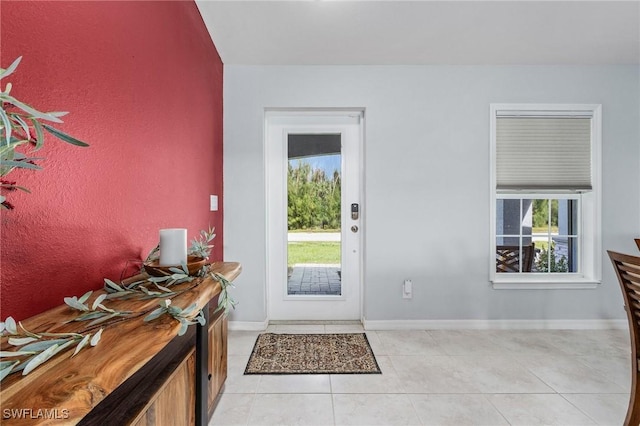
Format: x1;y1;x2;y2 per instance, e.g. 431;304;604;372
224;65;638;322
1;1;223;320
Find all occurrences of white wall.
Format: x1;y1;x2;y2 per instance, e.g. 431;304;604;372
224;65;640;324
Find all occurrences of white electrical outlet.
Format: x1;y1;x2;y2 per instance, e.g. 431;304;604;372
210;195;218;212
403;279;412;299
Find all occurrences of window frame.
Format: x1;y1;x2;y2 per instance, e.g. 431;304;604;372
489;104;602;290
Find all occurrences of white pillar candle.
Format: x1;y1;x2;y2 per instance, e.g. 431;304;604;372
159;228;187;266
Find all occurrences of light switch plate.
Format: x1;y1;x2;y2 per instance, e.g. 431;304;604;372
210;195;218;211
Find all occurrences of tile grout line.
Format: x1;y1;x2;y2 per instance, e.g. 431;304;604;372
483;393;514;426
558;392;602;425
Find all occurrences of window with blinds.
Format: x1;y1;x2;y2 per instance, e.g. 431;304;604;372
495;114;592;192
490;104;602;288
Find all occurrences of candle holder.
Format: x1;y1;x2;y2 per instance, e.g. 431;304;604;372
143;255;208;277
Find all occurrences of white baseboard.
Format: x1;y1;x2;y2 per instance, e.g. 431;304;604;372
228;319;269;331
363;319;628;331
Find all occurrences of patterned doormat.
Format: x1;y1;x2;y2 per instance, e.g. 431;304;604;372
244;333;381;374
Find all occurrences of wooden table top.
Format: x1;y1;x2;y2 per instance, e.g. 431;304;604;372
0;261;241;425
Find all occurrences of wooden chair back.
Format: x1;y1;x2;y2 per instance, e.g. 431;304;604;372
496;243;535;273
608;250;640;426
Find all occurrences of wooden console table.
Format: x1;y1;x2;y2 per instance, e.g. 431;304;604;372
0;261;241;425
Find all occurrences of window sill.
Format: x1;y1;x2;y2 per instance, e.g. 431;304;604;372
491;280;600;290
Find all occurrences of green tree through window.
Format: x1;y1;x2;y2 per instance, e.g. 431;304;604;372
288;162;341;230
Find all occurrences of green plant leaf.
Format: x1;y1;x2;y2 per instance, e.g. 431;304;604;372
144;307;167;322
104;291;133;299
11;355;34;373
0;360;19;382
0;350;36;357
0;140;26;155
78;291;93;304
0;94;63;123
177;319;189;336
42;124;88;147
167;307;181;317
20;338;68;353
96;303;116;314
90;328;103;347
0;159;41;170
104;279;124;292
22;339;75;376
70;311;105;322
195;311;206;326
0;360;19;370
0;108;13;146
139;286;161;296
153;283;173;293
31;119;45;151
45;111;69;118
8;337;38;346
64;296;88;312
87;312;120;327
180;303;198;316
0;56;22;80
170;273;189;280
4;317;17;335
92;294;107;310
13;114;30;140
72;334;91;357
147;276;171;283
124;280;145;289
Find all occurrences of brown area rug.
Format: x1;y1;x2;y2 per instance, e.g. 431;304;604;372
244;333;381;375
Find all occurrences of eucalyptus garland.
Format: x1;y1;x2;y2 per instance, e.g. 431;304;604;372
0;228;236;383
0;317;102;382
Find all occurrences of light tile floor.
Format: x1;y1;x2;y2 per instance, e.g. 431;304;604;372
210;324;631;426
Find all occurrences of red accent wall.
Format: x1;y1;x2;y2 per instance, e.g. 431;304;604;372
0;1;223;320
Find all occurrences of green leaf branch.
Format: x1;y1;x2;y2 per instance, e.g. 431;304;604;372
144;300;206;336
189;226;216;259
63;290;132;326
0;56;89;210
103;262;195;300
0;316;102;382
211;272;237;315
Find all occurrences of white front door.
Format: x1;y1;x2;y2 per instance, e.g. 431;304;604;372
266;110;363;321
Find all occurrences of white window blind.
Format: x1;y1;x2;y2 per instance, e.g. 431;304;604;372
496;116;592;191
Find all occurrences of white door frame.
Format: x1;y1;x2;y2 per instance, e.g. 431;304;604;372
265;109;364;321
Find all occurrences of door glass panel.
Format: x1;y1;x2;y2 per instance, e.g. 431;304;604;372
287;134;342;296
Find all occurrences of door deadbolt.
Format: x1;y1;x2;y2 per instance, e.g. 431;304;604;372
351;225;359;233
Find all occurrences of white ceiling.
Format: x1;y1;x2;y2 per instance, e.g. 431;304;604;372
195;1;640;65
